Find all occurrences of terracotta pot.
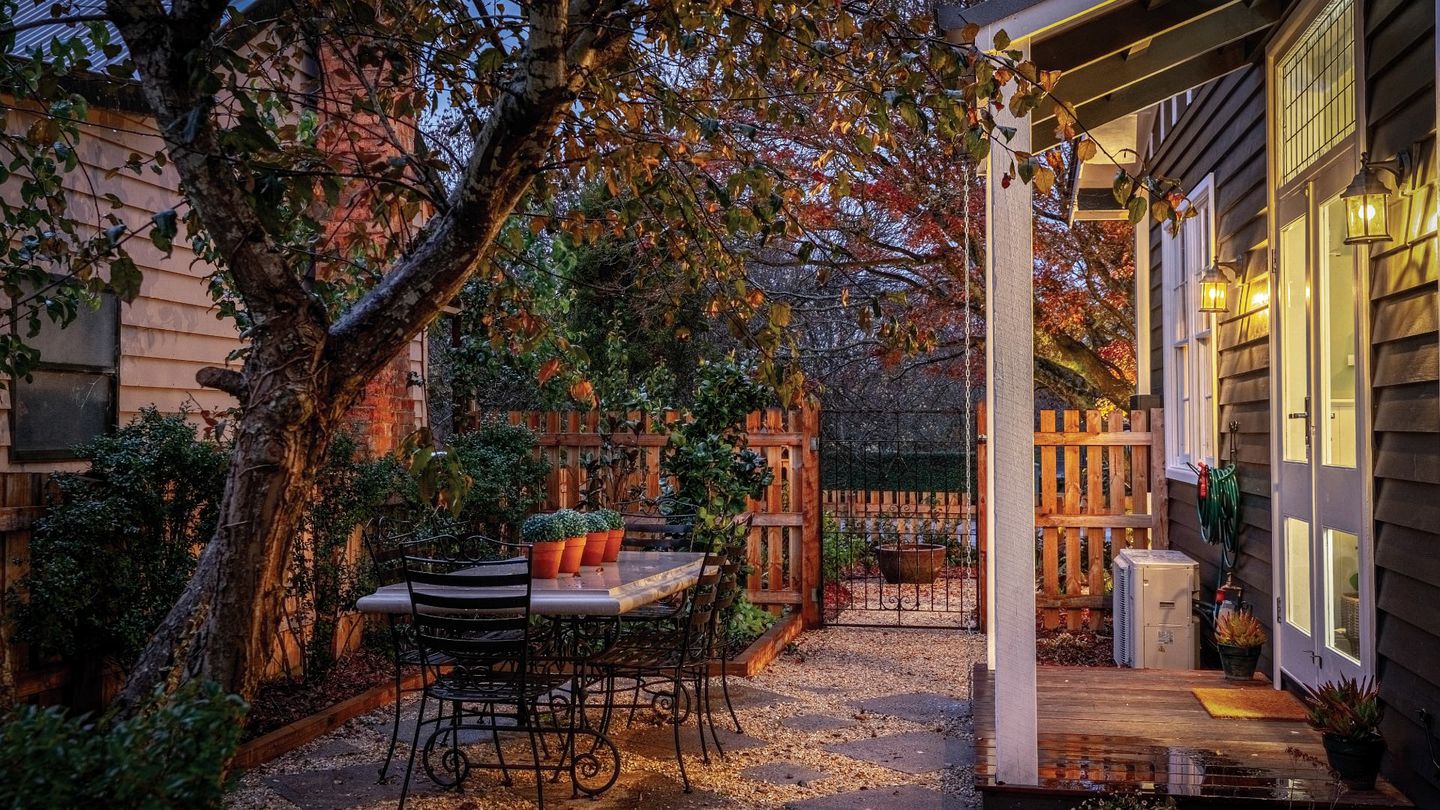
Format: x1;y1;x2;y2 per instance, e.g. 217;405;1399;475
559;535;586;574
874;543;946;584
604;528;624;562
582;531;608;566
530;541;565;579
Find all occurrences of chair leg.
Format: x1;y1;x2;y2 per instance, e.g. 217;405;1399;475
378;663;404;783
671;676;691;793
450;701;465;793
720;658;743;733
488;702;512;786
705;672;727;759
399;691;429;810
695;672;710;764
525;709;546;810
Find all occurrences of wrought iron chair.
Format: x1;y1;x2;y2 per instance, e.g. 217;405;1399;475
590;559;722;792
361;521;454;783
397;538;568;809
706;556;747;745
618;496;698;553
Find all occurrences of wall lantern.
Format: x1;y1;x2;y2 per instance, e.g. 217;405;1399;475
1342;150;1411;245
1199;261;1240;314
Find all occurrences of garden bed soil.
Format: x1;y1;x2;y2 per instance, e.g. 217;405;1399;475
244;648;393;741
1035;615;1115;667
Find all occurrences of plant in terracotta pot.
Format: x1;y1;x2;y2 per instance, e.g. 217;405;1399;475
551;509;589;574
580;511;610;566
598;507;624;562
1303;676;1385;790
1214;610;1267;681
520;513;566;579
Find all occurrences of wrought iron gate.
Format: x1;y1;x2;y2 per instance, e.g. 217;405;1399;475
819;409;980;629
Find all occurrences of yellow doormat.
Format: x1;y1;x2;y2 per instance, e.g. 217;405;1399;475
1192;687;1310;721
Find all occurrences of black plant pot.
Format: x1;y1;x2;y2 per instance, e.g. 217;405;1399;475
1322;734;1385;791
1217;643;1261;680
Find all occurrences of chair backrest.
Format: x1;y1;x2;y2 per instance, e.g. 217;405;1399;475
618;497;699;552
679;556;724;659
362;518;424;589
402;538;534;673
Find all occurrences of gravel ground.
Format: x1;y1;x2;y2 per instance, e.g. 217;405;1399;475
227;625;984;810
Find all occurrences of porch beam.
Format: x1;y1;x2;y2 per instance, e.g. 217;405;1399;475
983;28;1039;788
1033;38;1256;151
1040;0;1280;109
1031;0;1241;71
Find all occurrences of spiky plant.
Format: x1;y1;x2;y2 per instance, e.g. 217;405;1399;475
1215;611;1267;648
1303;676;1383;742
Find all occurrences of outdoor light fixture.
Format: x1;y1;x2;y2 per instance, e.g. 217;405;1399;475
1199;261;1239;314
1342;150;1411;245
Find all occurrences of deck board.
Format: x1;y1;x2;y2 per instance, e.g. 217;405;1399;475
972;664;1412;808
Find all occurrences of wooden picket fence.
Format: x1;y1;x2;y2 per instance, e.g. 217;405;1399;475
997;405;1168;631
491;406;822;625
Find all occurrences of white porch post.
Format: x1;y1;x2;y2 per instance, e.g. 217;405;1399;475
983;32;1039;786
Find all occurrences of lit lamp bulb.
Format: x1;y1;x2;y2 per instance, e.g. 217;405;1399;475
1341;151;1406;245
1198;264;1229;314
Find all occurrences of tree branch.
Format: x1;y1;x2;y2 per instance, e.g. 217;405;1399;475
196;366;246;398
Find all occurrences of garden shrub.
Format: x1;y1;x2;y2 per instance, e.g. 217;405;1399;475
0;680;246;809
8;408;228;668
447;422;549;538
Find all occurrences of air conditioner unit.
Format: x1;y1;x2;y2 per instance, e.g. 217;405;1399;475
1113;548;1199;669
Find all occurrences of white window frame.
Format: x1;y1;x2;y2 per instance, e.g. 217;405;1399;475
1161;174;1218;484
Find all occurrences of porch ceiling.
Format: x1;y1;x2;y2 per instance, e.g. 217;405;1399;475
938;0;1288;152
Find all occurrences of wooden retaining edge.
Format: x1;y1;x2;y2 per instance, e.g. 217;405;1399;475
718;612;805;678
232;671;425;771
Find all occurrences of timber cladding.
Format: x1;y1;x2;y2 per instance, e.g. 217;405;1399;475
1365;0;1438;804
1146;63;1276;676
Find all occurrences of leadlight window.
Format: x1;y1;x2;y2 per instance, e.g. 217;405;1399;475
1277;0;1355;184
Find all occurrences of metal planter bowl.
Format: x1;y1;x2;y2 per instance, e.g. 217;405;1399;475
874;543;946;584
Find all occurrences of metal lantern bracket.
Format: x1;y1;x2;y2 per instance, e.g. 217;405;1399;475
1363;148;1414;193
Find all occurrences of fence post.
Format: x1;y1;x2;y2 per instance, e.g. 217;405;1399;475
799;404;822;627
1150;408;1169;549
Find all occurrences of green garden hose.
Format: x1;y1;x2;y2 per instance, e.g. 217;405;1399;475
1193;461;1242;610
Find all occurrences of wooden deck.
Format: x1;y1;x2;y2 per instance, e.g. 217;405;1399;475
973;665;1412;809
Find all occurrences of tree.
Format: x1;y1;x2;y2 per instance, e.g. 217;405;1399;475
2;0;1194;716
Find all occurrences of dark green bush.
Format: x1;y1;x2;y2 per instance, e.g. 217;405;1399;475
0;680;246;809
448;422;549;538
8;408;229;667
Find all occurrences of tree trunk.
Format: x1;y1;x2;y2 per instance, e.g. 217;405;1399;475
113;320;350;714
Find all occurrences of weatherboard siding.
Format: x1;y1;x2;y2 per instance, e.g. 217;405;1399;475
1145;64;1276;675
1364;0;1439;804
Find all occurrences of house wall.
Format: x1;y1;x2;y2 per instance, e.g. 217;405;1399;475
1147;2;1440;803
1363;0;1439;804
0;105;427;470
1145;64;1276;675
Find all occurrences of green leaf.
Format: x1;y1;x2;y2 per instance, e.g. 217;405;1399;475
109;255;143;301
1127;196;1148;225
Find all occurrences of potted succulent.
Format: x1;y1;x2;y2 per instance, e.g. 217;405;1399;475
1303;676;1385;790
520;513;566;579
1214;610;1266;680
551;509;589;574
599;507;624;562
581;511;610;566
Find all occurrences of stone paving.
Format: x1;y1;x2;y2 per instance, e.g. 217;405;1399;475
226;626;984;810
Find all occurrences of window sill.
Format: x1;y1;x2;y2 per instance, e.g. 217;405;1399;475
1166;465;1199;486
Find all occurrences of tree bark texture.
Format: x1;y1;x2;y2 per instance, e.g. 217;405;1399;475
108;0;633;714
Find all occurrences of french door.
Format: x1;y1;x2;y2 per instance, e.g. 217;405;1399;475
1273;151;1371;688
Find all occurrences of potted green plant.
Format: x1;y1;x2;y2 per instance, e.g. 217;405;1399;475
551;509;589;574
1214;610;1266;680
520;513;566;579
599;507;625;562
1303;676;1385;790
580;511;610;566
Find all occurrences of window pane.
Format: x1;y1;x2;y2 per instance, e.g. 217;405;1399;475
1279;216;1309;463
1285;517;1312;634
25;294;118;369
1278;0;1354;183
11;370;113;459
1319;195;1357;468
1324;528;1360;661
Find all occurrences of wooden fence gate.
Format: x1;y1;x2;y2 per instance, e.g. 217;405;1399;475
977;404;1167;632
